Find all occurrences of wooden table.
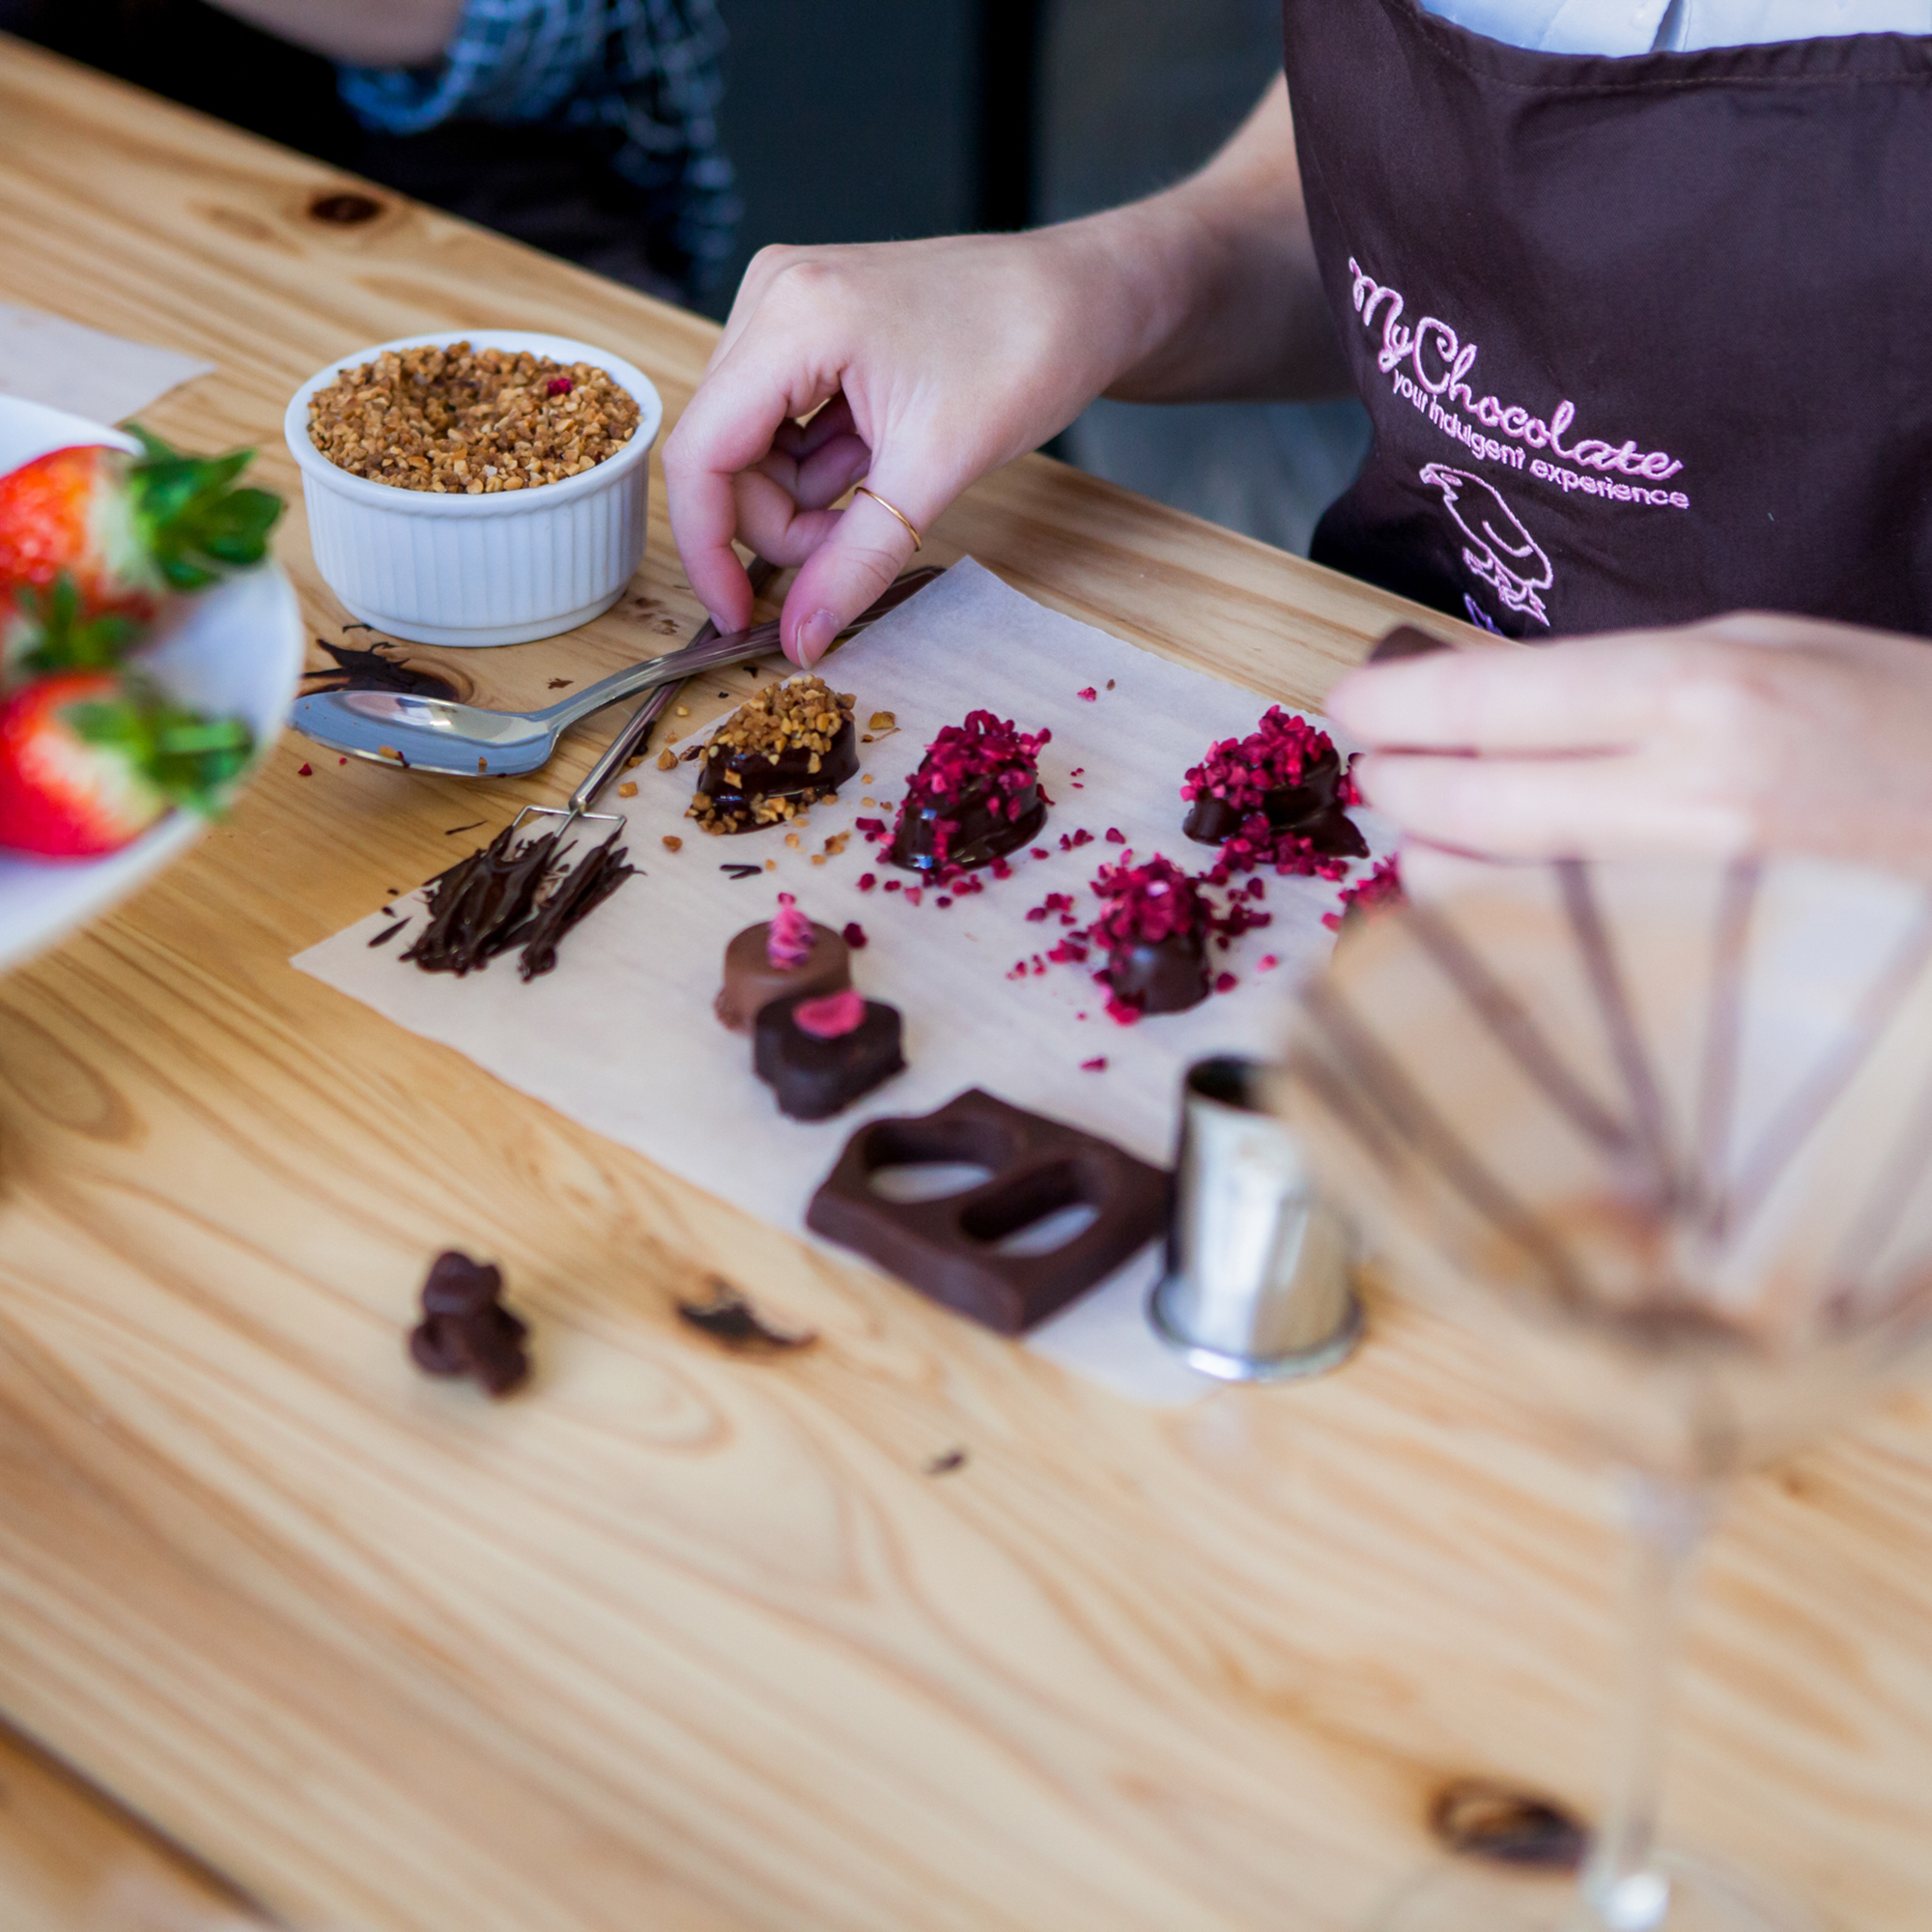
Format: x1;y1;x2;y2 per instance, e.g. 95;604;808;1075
0;35;1928;1932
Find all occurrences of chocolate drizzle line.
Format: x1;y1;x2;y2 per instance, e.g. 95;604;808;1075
1724;898;1932;1237
1296;974;1591;1311
1692;858;1760;1213
400;823;636;980
1556;860;1677;1208
1406;898;1631;1158
368;919;408;948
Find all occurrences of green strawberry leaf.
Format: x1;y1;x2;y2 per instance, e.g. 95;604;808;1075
65;685;255;815
123;425;285;591
12;575;141;675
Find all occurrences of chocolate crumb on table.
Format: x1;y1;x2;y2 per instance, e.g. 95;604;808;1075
306;342;639;495
675;1279;817;1352
409;1251;528;1395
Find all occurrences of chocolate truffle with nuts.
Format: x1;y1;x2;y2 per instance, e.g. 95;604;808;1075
689;674;857;835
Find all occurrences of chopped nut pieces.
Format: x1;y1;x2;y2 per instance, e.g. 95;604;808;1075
656;749;678;770
662;835;683;851
617;781;638;798
306;342;639;494
688;674;858;835
868;711;896;731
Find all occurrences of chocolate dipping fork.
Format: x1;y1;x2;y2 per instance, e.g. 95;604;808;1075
399;562;939;979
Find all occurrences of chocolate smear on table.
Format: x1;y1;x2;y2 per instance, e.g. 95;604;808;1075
301;638;461;700
1429;1780;1588;1871
444;820;485;836
676;1279;817;1352
400;823;635;981
409;1250;528;1396
808;1089;1172;1334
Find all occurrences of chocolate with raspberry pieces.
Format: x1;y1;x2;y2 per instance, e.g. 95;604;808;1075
1090;854;1212;1018
1179;706;1365;856
889;710;1049;872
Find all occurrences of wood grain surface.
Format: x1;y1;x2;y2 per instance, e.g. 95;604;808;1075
0;33;1927;1932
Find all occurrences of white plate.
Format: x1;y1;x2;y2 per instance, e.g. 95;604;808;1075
0;397;304;977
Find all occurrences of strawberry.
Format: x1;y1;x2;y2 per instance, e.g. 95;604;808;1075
0;670;254;858
0;426;281;626
2;573;140;681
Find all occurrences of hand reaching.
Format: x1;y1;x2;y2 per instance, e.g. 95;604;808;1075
1327;612;1932;879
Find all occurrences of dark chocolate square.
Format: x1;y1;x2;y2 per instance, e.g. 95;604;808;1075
754;995;906;1121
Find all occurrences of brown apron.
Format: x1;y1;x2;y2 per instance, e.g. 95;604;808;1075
1283;0;1932;639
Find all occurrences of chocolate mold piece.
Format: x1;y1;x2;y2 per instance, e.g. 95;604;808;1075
807;1089;1172;1334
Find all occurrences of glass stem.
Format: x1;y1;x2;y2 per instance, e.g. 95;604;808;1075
1577;1472;1720;1932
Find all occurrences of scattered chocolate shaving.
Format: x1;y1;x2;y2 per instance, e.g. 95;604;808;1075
924;1448;969;1476
721;862;763;880
409;1251;528;1396
368;920;409;948
675;1280;817;1352
444;820;485;836
547;677;573;689
400;823;636;980
301;639;460;699
680;744;703;762
514;831;637;981
1429;1781;1588;1871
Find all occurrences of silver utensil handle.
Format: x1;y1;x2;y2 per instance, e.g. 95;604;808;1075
567;680;680;818
567;556;782;819
537;565;942;734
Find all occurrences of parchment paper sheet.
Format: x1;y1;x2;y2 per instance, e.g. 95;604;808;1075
0;304;214;423
295;560;1394;1404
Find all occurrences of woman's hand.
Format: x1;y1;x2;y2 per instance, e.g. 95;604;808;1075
663;226;1147;665
662;76;1346;666
1326;612;1932;878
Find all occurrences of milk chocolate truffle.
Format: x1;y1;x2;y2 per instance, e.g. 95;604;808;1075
1091;854;1212;1018
715;893;851;1031
753;988;905;1121
690;674;857;835
1180;705;1363;854
889;710;1050;872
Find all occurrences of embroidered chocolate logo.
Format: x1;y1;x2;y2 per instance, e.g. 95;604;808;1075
1421;464;1552;628
1349;258;1690;511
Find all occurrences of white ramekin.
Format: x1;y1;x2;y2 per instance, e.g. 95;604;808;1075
284;330;663;647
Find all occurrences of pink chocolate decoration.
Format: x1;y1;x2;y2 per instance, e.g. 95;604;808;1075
793;988;867;1038
766;893;814;970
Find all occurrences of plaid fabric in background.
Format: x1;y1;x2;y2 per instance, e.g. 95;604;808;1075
341;0;738;290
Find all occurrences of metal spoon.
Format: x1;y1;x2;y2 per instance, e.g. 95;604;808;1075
291;566;942;778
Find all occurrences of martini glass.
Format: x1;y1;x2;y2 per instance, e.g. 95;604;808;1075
1279;855;1932;1932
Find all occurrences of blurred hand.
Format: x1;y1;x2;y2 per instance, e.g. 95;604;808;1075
662;227;1148;666
1327;612;1932;878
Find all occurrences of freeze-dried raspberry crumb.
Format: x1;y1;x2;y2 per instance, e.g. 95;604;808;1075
1323;856;1405;930
1076;686;1097;701
904;886;923;906
1258;953;1280;972
297;763;313;776
842;922;868;949
1206;811;1350;885
1180;706;1336;814
1030;846;1049;860
1103;827;1124;843
883;878;902;893
857;872;876;892
1214;972;1237;994
1080;1057;1108;1072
